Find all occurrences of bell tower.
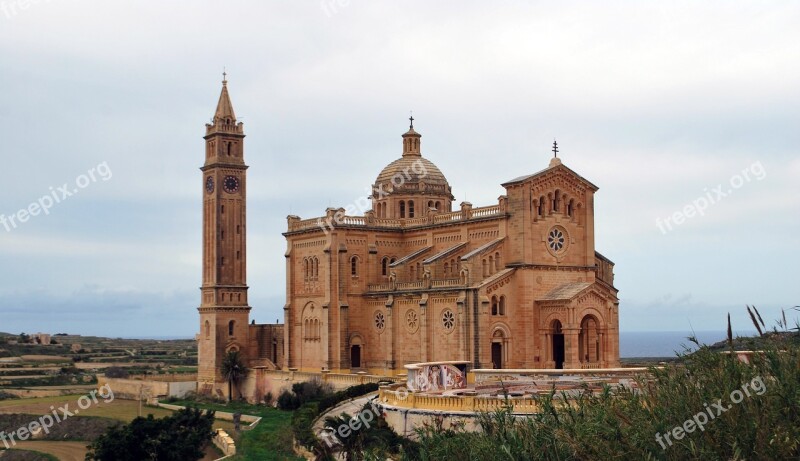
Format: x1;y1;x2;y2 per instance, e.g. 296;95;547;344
197;74;251;396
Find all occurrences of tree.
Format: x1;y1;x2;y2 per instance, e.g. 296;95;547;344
85;406;215;461
221;349;248;402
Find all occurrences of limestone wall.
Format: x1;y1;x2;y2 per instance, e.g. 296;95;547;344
98;376;196;400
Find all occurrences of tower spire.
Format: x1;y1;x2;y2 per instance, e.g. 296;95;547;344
214;72;236;122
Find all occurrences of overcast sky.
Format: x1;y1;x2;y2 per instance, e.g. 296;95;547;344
0;1;797;338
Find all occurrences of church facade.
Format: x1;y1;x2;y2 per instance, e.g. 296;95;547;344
198;78;619;395
284;124;620;374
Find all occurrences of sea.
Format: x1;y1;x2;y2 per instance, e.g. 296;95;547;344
620;330;756;358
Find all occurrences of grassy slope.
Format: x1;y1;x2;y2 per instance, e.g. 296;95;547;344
168;400;302;461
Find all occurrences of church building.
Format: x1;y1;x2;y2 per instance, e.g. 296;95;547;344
197;77;620;396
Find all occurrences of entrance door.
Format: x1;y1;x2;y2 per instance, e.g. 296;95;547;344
350;345;361;368
553;334;565;369
491;342;502;369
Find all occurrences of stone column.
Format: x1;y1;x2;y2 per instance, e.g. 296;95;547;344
419;297;428;362
563;327;580;369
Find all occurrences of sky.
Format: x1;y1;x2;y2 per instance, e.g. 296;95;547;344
0;1;797;338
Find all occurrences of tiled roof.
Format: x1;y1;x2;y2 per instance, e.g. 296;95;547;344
538;282;593;301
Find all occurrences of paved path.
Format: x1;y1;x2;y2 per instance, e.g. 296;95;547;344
312;392;379;445
4;441;88;461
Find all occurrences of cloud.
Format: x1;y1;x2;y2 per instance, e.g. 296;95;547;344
0;1;798;335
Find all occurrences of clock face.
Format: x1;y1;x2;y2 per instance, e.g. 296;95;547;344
205;176;214;194
223;175;240;193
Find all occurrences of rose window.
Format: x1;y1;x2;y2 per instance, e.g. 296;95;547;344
548;228;566;252
442;309;455;331
374;312;386;331
406;310;419;333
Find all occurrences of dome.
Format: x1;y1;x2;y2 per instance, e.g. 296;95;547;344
372;124;453;200
375;156;450;188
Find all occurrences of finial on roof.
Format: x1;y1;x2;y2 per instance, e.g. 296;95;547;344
409;111;414;129
552;139;559;158
222;67;227;85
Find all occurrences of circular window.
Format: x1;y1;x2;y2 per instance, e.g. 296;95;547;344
547;226;569;255
405;310;419;333
442;309;455;331
374;311;386;332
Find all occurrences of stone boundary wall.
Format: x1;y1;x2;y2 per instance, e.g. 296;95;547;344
239;368;403;403
212;428;236;457
98;377;197;400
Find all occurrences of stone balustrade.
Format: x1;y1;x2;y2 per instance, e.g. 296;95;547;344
287;203;504;233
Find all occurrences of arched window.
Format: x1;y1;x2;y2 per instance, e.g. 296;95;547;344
205;320;210;339
381;257;389;276
227;142;232;156
350;256;359;277
303;258;309;280
491;296;498;315
399;201;406;218
488;256;494;275
408;200;415;218
482;259;488;277
312;257;319;279
553;190;560;212
228;320;235;336
435;201;441;211
410;264;416;280
390;257;396;265
567;199;574;217
416;262;421;279
494;252;501;271
538;196;545;216
499;295;506;315
428;200;433;210
444;262;449;276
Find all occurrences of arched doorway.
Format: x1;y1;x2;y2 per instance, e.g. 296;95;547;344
350;345;361;368
551;320;565;369
579;315;600;366
491;329;504;369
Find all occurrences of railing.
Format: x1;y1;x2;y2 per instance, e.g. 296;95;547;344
396;281;424;290
289;217;326;232
431;278;462;288
287;204;504;232
378;387;544;414
340;216;365;225
367;282;393;292
472;205;501;218
433;211;463;223
580;363;601;369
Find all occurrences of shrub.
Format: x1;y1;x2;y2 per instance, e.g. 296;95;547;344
85;406;215;461
277;389;300;411
104;366;130;379
409;332;800;460
0;391;19;401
